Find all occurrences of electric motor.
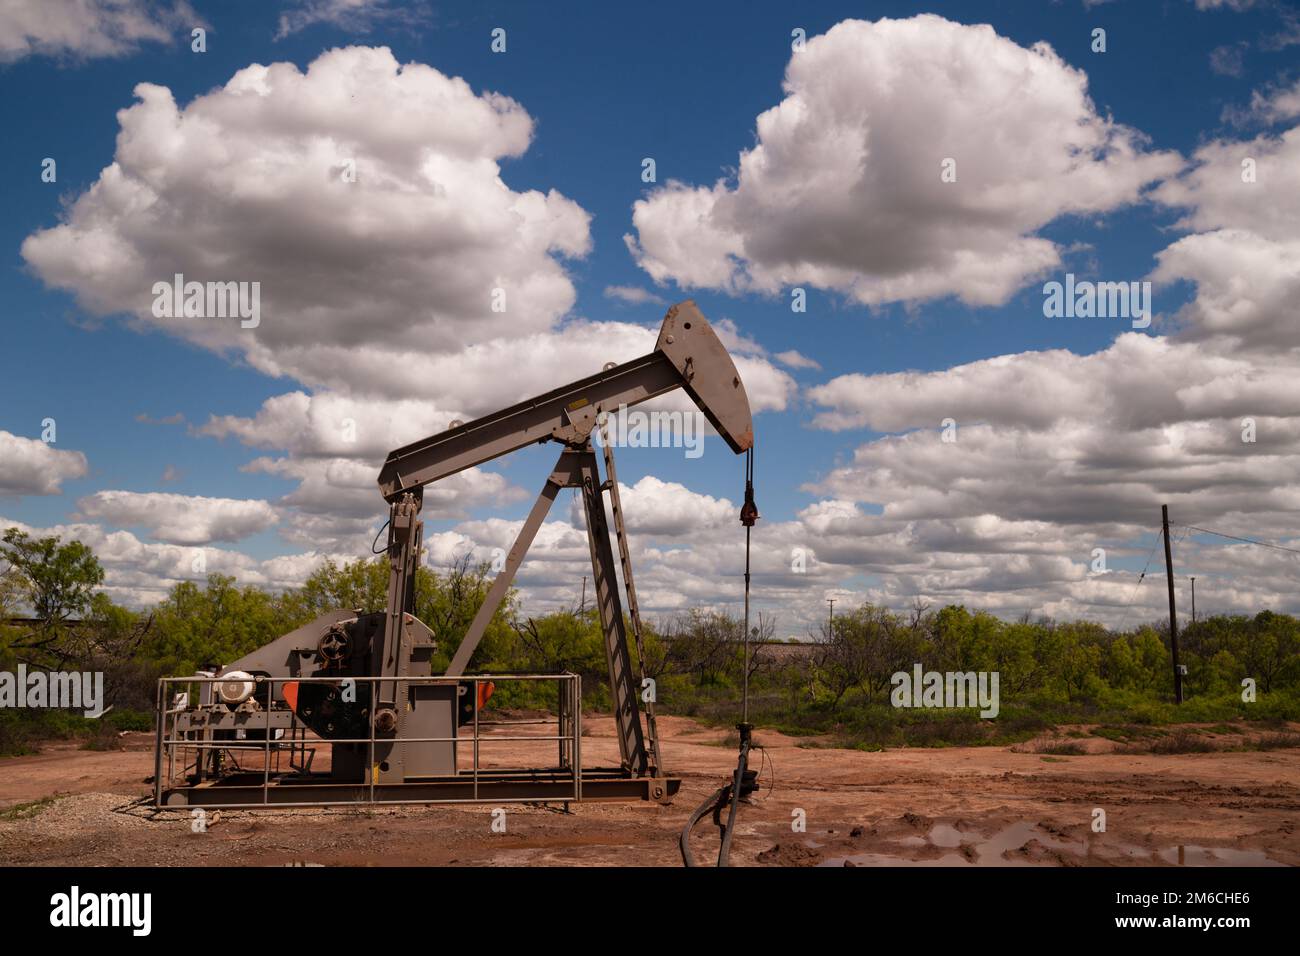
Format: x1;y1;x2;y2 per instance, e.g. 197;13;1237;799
215;670;256;707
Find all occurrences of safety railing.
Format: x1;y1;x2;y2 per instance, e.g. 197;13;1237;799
154;672;582;809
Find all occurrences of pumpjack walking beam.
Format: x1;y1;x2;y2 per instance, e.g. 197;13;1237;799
378;301;753;498
379;301;754;779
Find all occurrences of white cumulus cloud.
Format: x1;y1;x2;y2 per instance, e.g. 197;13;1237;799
0;431;89;497
21;46;591;398
74;491;280;544
0;0;196;63
626;15;1179;308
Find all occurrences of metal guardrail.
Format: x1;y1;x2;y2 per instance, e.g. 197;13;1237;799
155;672;582;809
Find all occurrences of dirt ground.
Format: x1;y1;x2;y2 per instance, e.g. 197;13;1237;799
1;716;1297;866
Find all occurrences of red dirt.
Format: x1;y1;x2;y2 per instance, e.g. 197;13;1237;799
1;716;1296;866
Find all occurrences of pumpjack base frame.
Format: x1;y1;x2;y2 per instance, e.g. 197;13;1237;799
159;768;679;809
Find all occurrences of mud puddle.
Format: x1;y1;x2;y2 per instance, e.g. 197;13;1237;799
822;821;1284;867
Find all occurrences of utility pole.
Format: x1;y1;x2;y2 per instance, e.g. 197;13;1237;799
1162;504;1184;704
579;575;586;615
827;598;835;639
1190;576;1196;625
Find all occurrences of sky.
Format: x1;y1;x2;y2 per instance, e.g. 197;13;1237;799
1;0;1299;638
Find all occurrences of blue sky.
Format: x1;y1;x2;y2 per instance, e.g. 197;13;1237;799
2;0;1298;633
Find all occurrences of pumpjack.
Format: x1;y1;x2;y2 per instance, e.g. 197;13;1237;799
155;301;754;808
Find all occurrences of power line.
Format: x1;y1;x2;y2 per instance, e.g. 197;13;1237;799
1115;526;1163;632
1180;524;1300;557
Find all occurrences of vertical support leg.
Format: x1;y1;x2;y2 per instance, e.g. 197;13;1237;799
153;681;165;806
600;437;663;776
575;449;648;775
372;488;422;783
379;489;423;711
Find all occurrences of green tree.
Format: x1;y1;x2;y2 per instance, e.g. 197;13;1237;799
278;557;390;623
145;575;290;675
664;608;739;687
1237;611;1300;693
993;620;1041;694
0;527;106;668
1131;627;1171;692
815;602;907;704
1;527;104;626
509;610;605;677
